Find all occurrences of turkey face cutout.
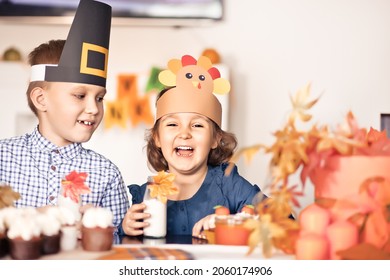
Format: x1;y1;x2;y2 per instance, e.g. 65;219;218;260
176;64;214;94
156;55;230;127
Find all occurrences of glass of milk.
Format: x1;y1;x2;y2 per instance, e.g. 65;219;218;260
143;177;167;238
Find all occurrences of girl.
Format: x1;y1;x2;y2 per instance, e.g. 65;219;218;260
121;55;261;237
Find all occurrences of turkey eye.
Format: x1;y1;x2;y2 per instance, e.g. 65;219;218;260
199;75;205;81
185;73;193;79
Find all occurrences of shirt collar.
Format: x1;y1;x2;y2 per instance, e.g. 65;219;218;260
30;126;83;159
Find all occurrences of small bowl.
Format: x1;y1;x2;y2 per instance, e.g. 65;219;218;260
214;215;251;246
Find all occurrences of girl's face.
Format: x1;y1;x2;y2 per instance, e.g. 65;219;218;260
38;82;105;147
156;113;218;175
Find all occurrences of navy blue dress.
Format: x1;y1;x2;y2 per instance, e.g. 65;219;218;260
128;163;261;236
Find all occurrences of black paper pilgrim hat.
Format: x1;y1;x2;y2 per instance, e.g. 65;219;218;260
31;0;112;88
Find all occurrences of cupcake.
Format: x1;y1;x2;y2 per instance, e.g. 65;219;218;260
7;212;42;260
45;206;78;251
81;207;114;252
37;212;61;255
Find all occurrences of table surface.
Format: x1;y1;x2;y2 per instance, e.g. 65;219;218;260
1;235;293;260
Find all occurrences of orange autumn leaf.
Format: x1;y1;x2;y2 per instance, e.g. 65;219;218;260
61;170;91;203
266;125;309;185
366;127;387;142
148;171;178;203
358;128;390;156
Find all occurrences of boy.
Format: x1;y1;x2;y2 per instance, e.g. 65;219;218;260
0;0;129;234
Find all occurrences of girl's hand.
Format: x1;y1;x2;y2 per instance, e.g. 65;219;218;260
122;203;151;236
192;214;216;237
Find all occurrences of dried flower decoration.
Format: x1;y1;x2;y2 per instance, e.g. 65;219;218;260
0;184;20;208
148;171;177;203
227;83;390;258
228;83;390;191
61;171;91;203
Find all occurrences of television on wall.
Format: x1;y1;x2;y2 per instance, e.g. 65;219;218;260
0;0;224;26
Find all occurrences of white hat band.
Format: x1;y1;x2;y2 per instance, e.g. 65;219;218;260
30;64;57;82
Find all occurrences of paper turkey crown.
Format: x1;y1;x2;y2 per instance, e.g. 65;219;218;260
156;55;230;127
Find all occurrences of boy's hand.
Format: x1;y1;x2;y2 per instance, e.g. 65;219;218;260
122;203;150;236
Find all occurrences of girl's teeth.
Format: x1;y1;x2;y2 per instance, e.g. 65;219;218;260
78;121;92;125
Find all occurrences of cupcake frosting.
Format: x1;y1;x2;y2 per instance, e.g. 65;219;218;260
82;207;113;228
0;210;6;234
46;206;77;226
37;213;61;236
7;214;41;241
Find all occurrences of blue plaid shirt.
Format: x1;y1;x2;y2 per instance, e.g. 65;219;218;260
0;127;129;233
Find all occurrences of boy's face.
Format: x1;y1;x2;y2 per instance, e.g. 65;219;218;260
38;82;106;147
155;112;218;175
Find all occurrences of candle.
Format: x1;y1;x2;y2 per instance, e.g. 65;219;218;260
295;233;329;260
326;220;358;260
299;203;331;236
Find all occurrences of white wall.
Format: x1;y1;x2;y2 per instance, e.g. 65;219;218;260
1;0;390;214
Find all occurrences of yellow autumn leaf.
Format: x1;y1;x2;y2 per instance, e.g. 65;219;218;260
0;185;21;208
148;171;178;203
288;83;320;125
225;144;265;176
244;214;286;258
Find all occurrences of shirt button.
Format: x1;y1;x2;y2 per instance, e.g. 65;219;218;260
51;165;56;171
53;149;59;154
181;225;186;232
49;195;55;201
